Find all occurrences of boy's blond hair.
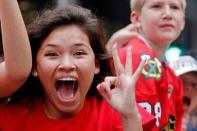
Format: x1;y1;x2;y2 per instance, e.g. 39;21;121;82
130;0;186;13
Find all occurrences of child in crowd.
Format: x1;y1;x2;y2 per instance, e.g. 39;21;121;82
0;5;155;131
170;56;197;131
0;0;32;97
107;0;186;130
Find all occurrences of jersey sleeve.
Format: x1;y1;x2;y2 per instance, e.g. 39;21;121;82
137;105;156;130
111;104;155;131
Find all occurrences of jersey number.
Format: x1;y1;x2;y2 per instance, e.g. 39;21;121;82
139;102;161;127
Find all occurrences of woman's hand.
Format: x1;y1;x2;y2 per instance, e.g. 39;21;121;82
97;44;145;131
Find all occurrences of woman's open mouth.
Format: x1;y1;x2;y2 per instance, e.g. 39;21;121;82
55;78;79;102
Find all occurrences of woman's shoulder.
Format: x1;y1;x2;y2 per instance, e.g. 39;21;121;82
0;99;41;118
0;103;31;117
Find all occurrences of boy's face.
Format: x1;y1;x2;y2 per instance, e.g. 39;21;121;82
132;0;185;47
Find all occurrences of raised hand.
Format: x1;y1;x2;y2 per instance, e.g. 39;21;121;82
106;24;138;52
0;0;32;96
97;44;146;117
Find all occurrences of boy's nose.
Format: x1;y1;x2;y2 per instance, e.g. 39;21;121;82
162;6;172;19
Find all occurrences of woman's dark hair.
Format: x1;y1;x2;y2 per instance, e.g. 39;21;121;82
9;5;112;104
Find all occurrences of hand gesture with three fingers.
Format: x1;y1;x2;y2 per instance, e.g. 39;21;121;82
97;44;146;120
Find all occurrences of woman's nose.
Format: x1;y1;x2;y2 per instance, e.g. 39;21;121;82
58;56;76;71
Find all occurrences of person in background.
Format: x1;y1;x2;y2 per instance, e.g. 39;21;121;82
0;0;32;97
107;0;186;130
0;5;155;131
170;55;197;131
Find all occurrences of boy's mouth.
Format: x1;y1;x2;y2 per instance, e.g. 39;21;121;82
160;24;174;29
55;78;79;101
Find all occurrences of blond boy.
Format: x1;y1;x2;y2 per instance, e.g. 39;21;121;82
109;0;187;130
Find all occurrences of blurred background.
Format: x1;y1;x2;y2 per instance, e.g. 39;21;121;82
0;0;197;62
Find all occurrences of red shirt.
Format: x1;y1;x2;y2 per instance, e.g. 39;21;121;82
0;97;155;131
118;36;184;131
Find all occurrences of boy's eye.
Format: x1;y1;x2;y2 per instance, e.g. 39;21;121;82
151;4;161;9
171;5;180;10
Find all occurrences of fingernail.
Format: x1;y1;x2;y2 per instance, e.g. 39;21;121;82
106;91;111;100
98;82;105;90
112;43;117;48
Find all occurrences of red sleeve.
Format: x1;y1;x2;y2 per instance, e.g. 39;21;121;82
0;102;8;129
0;107;3;129
137;105;156;129
111;103;155;131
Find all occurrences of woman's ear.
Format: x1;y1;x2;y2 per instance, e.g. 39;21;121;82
95;60;100;74
32;69;38;77
95;67;100;74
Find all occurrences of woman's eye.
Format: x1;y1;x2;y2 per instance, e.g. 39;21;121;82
73;51;87;56
44;52;58;57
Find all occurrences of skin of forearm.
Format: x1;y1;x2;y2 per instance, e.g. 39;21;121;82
121;108;143;131
0;0;32;79
0;0;32;96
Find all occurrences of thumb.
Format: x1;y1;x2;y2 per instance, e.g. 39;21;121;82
97;82;111;101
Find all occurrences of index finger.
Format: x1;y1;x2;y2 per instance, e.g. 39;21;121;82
112;43;124;75
125;46;132;75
